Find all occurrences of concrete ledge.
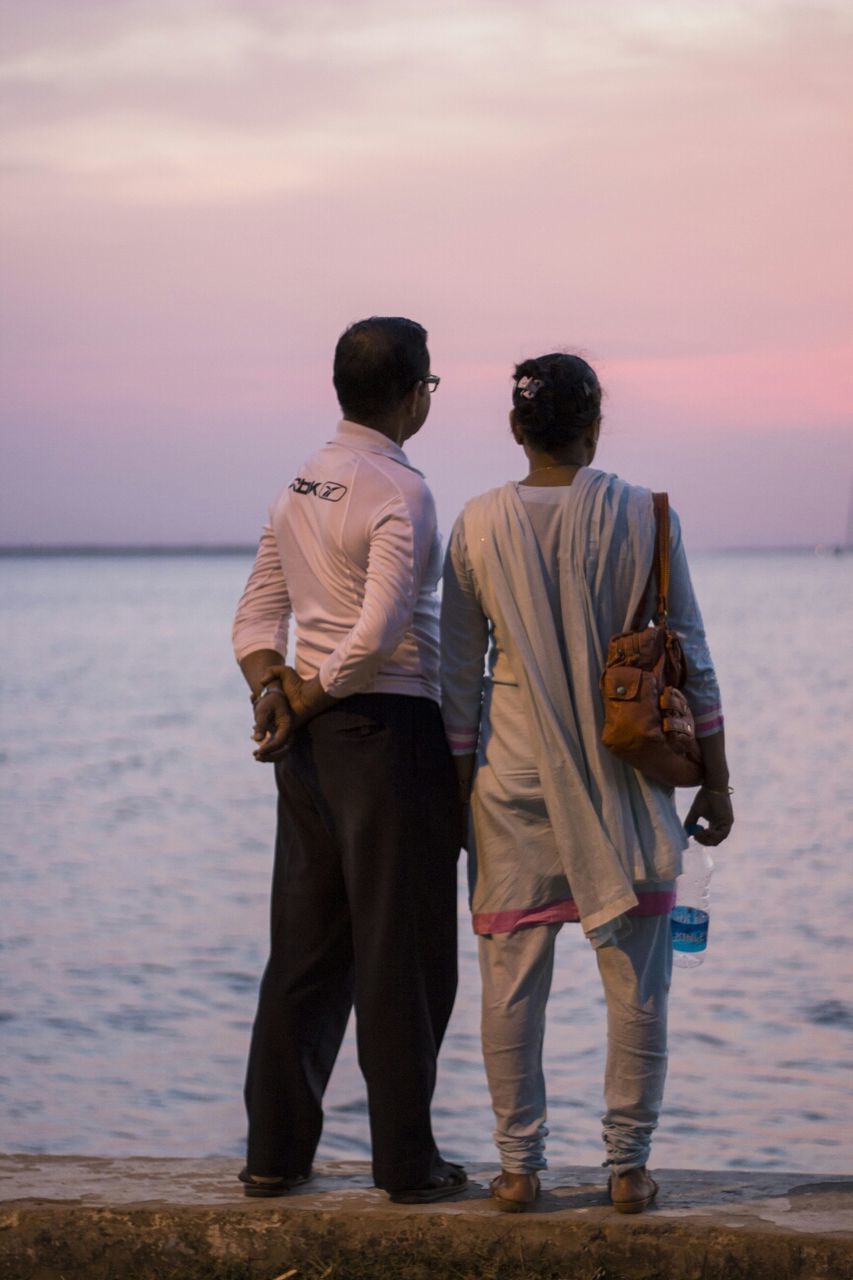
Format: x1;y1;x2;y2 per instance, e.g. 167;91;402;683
1;1155;851;1280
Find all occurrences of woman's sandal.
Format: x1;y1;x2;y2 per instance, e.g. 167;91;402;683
490;1170;541;1213
608;1166;658;1214
238;1167;313;1198
388;1160;468;1204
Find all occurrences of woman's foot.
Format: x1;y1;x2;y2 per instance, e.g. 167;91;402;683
608;1166;658;1214
490;1170;540;1213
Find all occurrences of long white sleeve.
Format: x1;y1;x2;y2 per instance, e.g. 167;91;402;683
231;523;290;662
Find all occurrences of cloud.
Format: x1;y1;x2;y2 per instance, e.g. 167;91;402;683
2;0;851;208
0;3;528;202
1;113;362;203
0;12;254;83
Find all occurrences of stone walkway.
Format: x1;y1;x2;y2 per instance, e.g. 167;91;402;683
1;1155;851;1278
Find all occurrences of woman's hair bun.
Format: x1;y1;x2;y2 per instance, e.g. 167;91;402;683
512;353;601;451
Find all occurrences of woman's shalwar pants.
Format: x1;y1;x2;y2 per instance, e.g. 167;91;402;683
478;913;672;1174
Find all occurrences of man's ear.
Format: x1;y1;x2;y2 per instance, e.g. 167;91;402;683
407;383;425;418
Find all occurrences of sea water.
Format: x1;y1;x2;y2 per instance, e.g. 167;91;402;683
1;549;851;1173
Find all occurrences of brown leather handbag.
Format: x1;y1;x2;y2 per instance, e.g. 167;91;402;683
600;493;703;787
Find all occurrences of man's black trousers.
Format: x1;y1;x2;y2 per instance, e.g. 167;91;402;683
244;693;460;1192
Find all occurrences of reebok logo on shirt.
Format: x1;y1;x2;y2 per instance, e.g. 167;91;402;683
289;477;348;502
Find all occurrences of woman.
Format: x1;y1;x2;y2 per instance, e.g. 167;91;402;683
440;353;733;1213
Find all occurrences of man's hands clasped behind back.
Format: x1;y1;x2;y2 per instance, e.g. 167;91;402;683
251;665;336;762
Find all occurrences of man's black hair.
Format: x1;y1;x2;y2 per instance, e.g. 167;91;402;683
333;317;429;421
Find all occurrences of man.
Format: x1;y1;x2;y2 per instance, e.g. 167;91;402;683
231;316;465;1203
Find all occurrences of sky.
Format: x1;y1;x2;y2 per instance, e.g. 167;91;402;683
1;0;851;549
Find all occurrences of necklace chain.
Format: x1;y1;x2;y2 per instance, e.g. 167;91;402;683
526;462;575;478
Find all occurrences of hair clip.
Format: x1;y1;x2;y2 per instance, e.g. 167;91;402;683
515;376;543;400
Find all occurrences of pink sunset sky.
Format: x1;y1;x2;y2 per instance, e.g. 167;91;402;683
1;0;851;548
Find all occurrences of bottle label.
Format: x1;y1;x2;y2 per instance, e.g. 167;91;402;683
670;906;709;952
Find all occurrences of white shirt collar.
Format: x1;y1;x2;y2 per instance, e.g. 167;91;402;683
334;419;423;475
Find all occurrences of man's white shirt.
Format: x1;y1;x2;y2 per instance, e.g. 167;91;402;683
232;419;442;702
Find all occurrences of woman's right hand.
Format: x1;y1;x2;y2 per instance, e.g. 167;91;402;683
687;729;734;845
684;786;734;846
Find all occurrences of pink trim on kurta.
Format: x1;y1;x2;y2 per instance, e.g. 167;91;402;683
693;707;724;738
472;889;676;936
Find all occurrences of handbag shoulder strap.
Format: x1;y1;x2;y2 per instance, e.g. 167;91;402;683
627;491;670;629
652;492;670;621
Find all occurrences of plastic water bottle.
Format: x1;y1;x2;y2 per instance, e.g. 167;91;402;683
671;835;714;968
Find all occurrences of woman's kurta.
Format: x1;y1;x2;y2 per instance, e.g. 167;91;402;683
440;468;723;944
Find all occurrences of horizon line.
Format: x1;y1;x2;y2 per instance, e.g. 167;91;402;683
0;541;850;558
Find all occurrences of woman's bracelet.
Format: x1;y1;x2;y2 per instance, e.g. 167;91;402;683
252;684;286;708
701;784;734;796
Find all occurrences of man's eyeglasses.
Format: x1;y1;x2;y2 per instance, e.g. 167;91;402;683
421;375;441;394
